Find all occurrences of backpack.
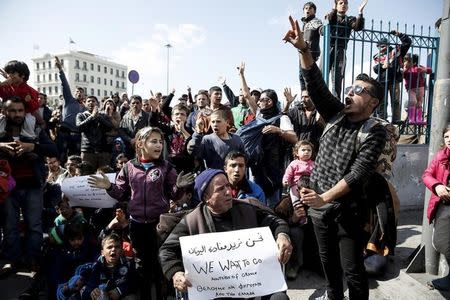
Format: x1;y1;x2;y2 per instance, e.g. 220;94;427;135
322;112;399;180
235;114;282;168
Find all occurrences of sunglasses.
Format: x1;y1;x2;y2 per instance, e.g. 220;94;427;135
344;85;376;98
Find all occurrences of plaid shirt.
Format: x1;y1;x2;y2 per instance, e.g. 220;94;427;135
302;64;386;200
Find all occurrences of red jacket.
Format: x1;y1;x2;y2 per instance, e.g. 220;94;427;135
0;82;39;113
423;147;450;223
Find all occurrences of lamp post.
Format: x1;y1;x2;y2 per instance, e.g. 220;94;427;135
165;43;172;95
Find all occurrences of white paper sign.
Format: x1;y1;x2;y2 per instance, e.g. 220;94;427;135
61;173;118;208
180;227;287;299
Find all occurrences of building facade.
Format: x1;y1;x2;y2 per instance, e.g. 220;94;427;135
32;51;128;107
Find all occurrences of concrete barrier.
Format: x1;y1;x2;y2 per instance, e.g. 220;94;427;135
392;144;429;211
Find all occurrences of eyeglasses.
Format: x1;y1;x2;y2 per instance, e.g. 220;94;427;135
258;97;271;103
344;85;376;98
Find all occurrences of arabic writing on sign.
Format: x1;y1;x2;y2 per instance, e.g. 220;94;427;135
187;232;264;256
180;227;287;300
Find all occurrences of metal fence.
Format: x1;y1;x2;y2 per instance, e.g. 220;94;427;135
321;20;439;143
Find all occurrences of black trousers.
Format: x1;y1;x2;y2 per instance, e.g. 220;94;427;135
312;211;368;300
129;219;163;300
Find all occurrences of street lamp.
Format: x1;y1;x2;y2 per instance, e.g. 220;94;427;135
165;43;172;95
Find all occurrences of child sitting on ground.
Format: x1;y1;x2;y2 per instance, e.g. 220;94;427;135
282;140;314;225
53;196;87;227
81;233;137;300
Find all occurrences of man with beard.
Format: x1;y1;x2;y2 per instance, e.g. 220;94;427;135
76;96;114;170
46;156;66;184
55;56;85;164
284;89;324;152
0;96;58;276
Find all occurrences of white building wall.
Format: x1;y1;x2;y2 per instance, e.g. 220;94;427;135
32;51;128;108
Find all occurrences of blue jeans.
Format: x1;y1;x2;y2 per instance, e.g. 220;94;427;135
4;187;43;264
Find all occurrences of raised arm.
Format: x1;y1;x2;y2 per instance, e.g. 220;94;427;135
238;62;257;115
284;16;344;121
55;56;75;103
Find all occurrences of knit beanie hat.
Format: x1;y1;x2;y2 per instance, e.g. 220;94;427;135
194;169;225;202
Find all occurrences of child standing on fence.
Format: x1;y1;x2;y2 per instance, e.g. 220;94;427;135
403;53;432;125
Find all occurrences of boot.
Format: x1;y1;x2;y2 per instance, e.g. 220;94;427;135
428;273;450;291
407;106;416;124
416;107;427;125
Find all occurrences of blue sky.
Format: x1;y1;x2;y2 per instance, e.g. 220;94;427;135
0;0;443;100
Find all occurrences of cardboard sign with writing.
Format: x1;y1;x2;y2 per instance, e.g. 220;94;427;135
180;227;287;299
61;173;117;208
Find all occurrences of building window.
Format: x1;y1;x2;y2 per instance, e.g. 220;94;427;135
55;73;58;80
97;89;100;96
90;63;94;71
75;60;80;69
37;75;40;83
97;77;101;84
55;86;58;94
110;68;113;75
43;87;46;94
61;59;64;66
121;70;125;78
38;87;40;92
36;63;40;70
104;78;107;85
49;73;52;81
90;88;94;95
121;82;125;89
116;69;119;77
48;61;51;69
104;90;107;96
83;74;87;82
49;86;53;95
110;79;113;86
116;81;119;88
43;74;46;82
83;61;87;70
75;73;80;82
97;65;100;72
104;66;107;73
90;76;94;83
42;62;46;70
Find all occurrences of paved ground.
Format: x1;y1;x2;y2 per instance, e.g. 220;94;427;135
286;210;450;300
1;210;450;299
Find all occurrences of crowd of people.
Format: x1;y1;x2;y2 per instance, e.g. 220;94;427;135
0;0;444;299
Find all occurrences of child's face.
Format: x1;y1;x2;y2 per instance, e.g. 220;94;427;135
7;72;24;84
403;60;412;69
297;145;312;161
116;157;128;170
303;5;315;17
140;132;163;160
172;108;187;125
58;200;73;219
69;236;84;249
101;239;122;267
210;114;228;136
336;0;348;14
444;130;450;149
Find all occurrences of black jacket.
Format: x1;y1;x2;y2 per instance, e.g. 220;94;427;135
76;111;114;153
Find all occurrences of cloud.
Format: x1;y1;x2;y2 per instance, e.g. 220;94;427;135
111;23;206;93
